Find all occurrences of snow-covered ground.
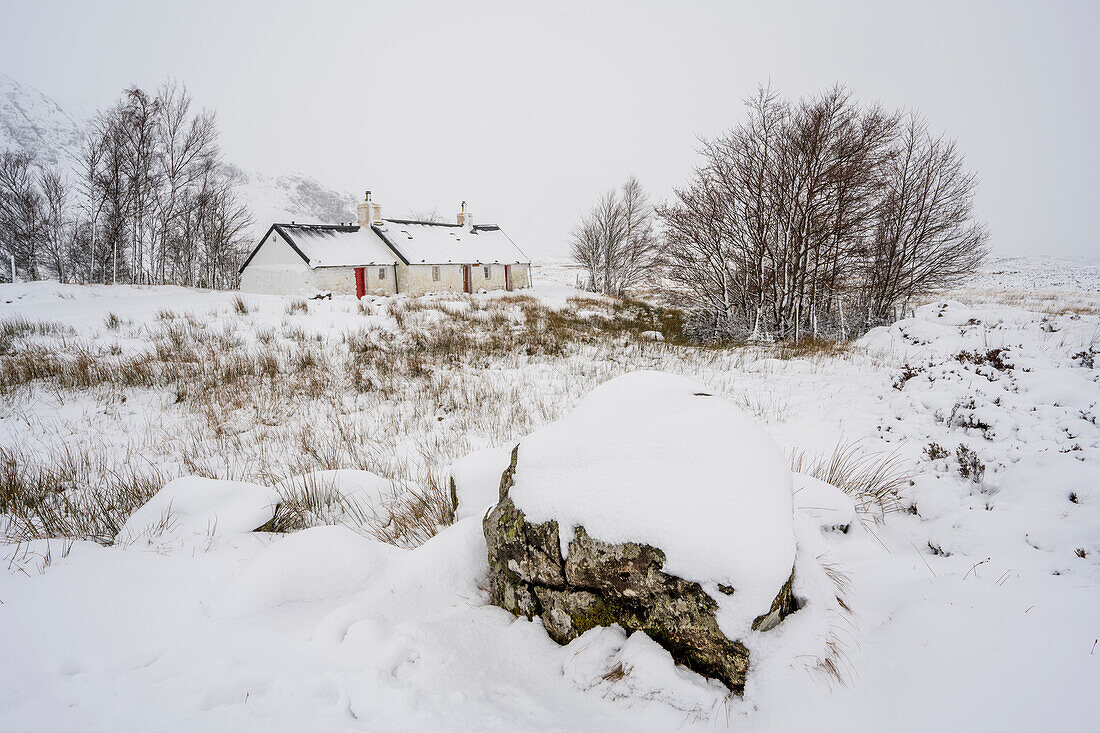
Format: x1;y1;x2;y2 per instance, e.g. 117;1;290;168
1;264;1098;731
972;255;1100;292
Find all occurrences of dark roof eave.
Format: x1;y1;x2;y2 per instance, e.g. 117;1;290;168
371;224;411;265
383;218;462;227
237;223;305;273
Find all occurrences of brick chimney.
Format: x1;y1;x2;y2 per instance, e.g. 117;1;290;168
457;200;473;227
357;190;382;227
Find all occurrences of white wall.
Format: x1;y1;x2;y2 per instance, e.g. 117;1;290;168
398;264;463;296
241;230;531;297
312;265;397;296
509;263;531;289
240;230;398;297
395;263;532;296
239;231;314;295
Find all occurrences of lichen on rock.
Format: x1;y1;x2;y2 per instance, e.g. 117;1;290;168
483;372;800;693
484;445;795;694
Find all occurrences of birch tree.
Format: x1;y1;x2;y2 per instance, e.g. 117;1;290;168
658;85;985;341
66;79;251;287
0;151;44;281
38;167;73;282
570;176;659;295
860;115;989;324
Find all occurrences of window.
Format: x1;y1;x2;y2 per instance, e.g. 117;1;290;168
484;266;491;279
378;268;386;280
432;266;440;282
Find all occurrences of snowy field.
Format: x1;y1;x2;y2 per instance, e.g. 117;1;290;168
1;260;1098;732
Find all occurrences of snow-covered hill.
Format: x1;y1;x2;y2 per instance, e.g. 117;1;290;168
0;73;353;240
0;72;83;167
228;165;356;233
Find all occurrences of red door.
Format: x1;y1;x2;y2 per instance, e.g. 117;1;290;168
462;265;471;294
504;264;513;292
354;267;365;299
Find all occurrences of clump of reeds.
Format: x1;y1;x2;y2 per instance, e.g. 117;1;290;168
790;439;910;521
0;445;171;545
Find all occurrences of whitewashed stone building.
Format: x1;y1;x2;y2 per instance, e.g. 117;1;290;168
239;192;532;297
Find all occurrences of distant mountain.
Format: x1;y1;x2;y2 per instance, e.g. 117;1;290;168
228;165;356;233
0;72;83;166
0;72;354;241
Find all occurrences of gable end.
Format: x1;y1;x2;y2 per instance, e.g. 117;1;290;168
238;224;314;273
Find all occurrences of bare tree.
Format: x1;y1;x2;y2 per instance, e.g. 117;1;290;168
409;208;444;223
38;167;74;282
74;117;111;283
151;80;218;284
62;79;251;288
658;171;744;339
0;151;45;281
658;85;985;341
570;176;659;295
860;115;989;324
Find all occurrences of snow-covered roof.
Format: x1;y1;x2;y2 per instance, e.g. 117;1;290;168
373;220;529;265
240;219;529;272
275;224;399;268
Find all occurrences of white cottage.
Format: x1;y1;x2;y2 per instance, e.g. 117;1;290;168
238;192;532;297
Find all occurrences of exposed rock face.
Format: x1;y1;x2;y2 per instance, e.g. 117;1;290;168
484;446;797;694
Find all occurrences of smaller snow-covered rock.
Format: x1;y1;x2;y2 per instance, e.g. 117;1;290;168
447;446;514;520
117;476;280;548
639;330;664;342
561;625;729;713
792;473;858;534
206;525;395;618
274;469;397;527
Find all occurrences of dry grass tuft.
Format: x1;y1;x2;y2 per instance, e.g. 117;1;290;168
269;474;346;533
732;391;790;422
774;337;852;361
0;445;171;544
790;439;910;521
269;468;455;547
601;662;633;682
0;317;72;355
360;471;455;548
810;555;856;686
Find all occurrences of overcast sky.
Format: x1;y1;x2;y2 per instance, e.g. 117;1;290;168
2;0;1097;258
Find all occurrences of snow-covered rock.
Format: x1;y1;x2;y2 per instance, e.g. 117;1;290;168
116;476;281;549
508;371;796;633
484;371;797;692
792;472;858;534
274;469;397;528
561;625;729;712
205;525;395;619
447;445;513;520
